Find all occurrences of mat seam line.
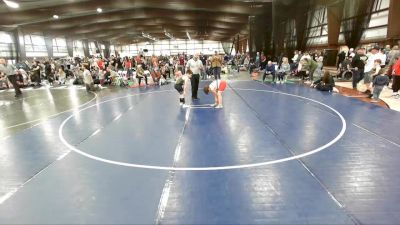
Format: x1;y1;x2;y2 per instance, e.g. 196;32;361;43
155;106;191;225
229;82;361;225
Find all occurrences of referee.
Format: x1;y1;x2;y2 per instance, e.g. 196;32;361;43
0;58;22;97
186;54;203;100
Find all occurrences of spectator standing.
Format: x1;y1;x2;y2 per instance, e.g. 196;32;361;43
371;69;389;102
337;51;346;70
363;46;380;94
304;58;318;82
211;51;223;80
0;58;22;97
351;48;368;89
31;60;41;85
392;57;400;99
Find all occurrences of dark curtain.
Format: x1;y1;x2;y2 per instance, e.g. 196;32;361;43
294;0;312;51
234;35;240;54
66;38;74;57
272;0;311;57
103;42;110;58
342;0;376;48
250;4;273;56
44;36;53;58
82;39;90;57
94;41;100;54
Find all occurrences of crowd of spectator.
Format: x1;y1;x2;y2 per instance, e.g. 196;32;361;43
0;52;233;95
336;44;400;100
1;44;400;103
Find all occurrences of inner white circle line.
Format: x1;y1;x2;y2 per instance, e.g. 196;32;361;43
58;88;347;171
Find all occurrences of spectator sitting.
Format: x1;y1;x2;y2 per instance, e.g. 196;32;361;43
262;61;276;83
57;66;66;85
311;71;339;93
277;57;291;84
0;72;9;89
18;68;29;86
338;56;353;80
83;64;97;92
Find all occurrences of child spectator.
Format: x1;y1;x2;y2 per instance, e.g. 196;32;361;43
365;59;382;98
371;68;389;102
278;57;291;84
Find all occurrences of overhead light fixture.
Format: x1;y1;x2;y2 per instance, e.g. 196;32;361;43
142;32;157;42
97;8;102;13
53;15;59;19
186;31;191;40
164;30;174;40
3;0;19;8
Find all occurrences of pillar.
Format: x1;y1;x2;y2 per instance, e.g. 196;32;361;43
82;39;90;57
387;0;400;45
44;36;53;59
325;1;344;66
66;38;74;57
13;28;26;61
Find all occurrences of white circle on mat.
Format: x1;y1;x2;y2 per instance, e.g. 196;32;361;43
58;89;347;171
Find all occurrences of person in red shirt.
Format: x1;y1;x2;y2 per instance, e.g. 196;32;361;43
178;54;185;72
203;79;227;109
391;56;400;99
97;58;104;70
135;55;142;66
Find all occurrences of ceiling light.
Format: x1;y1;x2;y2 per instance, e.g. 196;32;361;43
186;31;191;40
142;32;157;42
164;30;174;40
53;15;59;19
97;8;102;13
3;0;19;8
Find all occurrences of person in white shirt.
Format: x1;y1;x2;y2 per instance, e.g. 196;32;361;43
186;54;203;100
348;48;356;58
377;49;387;67
292;50;299;63
364;47;380;72
364;46;381;94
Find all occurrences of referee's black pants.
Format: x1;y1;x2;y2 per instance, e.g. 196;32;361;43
7;75;22;96
191;74;200;99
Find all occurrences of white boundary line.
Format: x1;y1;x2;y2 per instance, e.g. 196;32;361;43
155;105;191;224
58;88;347;171
2;91;98;130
